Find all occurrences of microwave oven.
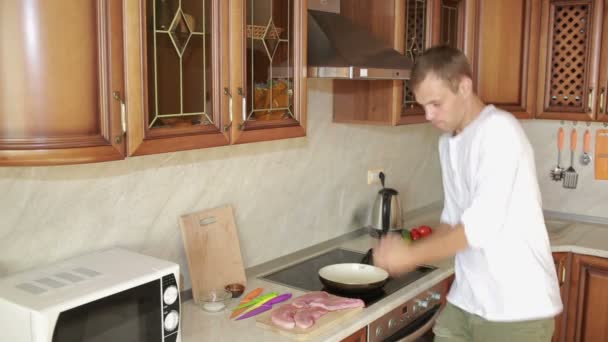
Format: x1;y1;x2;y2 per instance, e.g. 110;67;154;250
0;248;181;342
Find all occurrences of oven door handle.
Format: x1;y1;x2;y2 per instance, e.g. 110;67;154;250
383;304;442;342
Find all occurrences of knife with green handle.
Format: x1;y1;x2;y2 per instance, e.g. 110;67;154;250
237;292;280;315
233;292;278;310
235;293;292;320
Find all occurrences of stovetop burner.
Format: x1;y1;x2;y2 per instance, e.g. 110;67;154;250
260;248;435;307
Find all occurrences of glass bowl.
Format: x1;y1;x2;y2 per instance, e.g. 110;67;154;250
198;289;232;313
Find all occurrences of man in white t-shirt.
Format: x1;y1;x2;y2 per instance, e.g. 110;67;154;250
373;46;562;341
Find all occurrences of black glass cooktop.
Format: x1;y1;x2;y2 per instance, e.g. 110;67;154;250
260;248;435;307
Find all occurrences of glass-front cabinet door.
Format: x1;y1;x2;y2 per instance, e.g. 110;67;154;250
230;0;307;144
398;0;466;124
125;0;230;156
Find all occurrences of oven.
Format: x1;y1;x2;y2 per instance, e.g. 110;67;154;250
367;279;447;342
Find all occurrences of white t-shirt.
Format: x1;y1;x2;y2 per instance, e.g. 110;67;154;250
440;105;563;321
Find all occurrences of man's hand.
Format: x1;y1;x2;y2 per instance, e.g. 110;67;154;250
373;233;416;277
373;223;469;277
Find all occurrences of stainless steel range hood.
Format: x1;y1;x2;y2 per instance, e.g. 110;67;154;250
307;9;413;80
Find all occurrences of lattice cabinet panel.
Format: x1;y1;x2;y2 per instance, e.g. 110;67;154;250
402;0;428;115
546;2;592;111
537;0;605;121
400;0;465;121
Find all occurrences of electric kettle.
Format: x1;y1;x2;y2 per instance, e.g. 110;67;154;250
370;172;403;238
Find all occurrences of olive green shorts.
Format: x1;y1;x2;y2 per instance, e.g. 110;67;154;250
433;302;555;342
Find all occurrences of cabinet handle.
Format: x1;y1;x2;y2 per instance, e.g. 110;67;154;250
601;87;606;114
588;88;594;113
223;87;233;132
112;91;127;134
238;87;246;131
561;264;566;284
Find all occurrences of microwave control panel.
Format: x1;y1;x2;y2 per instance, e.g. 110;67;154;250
162;274;180;342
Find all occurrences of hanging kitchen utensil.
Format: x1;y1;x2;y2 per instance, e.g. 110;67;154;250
595;129;608;180
580;129;592;166
563;128;578;189
550;127;565;181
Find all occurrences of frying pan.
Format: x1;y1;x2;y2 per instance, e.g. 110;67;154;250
318;263;389;294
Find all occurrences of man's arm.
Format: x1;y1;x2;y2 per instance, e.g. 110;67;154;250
374;223;468;276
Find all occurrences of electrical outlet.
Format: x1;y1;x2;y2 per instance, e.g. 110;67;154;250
367;168;384;185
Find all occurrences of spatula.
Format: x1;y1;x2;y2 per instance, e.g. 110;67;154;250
563;128;578;189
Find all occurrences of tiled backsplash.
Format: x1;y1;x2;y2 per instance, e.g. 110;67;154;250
0;79;443;289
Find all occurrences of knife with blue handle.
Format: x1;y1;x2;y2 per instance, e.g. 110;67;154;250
235;293;292;320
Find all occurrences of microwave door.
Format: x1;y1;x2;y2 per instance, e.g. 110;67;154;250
52;279;162;342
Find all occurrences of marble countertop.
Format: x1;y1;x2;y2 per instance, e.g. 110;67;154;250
181;215;608;342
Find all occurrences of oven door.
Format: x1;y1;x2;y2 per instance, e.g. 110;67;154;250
383;304;441;342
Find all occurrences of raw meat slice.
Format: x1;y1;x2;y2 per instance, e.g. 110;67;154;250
271;303;298;330
291;291;330;308
294;306;328;329
309;296;365;311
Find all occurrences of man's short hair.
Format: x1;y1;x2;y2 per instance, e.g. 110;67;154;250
410;45;473;93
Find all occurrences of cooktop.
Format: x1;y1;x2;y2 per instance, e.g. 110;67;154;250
260;248;436;307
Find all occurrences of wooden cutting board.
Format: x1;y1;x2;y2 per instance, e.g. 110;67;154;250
255;297;363;340
179;205;246;305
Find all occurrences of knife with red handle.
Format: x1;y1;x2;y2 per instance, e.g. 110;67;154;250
235;293;292;320
229;288;264;319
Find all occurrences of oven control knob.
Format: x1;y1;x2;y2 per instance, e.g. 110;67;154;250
164;310;179;332
416;299;429;309
388;319;397;329
163;285;179;305
429;292;441;301
375;326;384;337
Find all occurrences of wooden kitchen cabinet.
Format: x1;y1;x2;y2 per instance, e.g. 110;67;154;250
1;0;307;165
398;0;470;125
552;252;572;342
333;0;473;126
125;0;307;155
123;0;231;156
596;0;608;122
0;0;126;166
470;0;540;119
566;253;608;342
228;0;307;144
341;326;367;342
536;0;605;121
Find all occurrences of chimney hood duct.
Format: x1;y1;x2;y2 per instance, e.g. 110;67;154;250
307;10;413;80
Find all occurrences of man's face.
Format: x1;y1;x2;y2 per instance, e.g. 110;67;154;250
413;73;466;133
